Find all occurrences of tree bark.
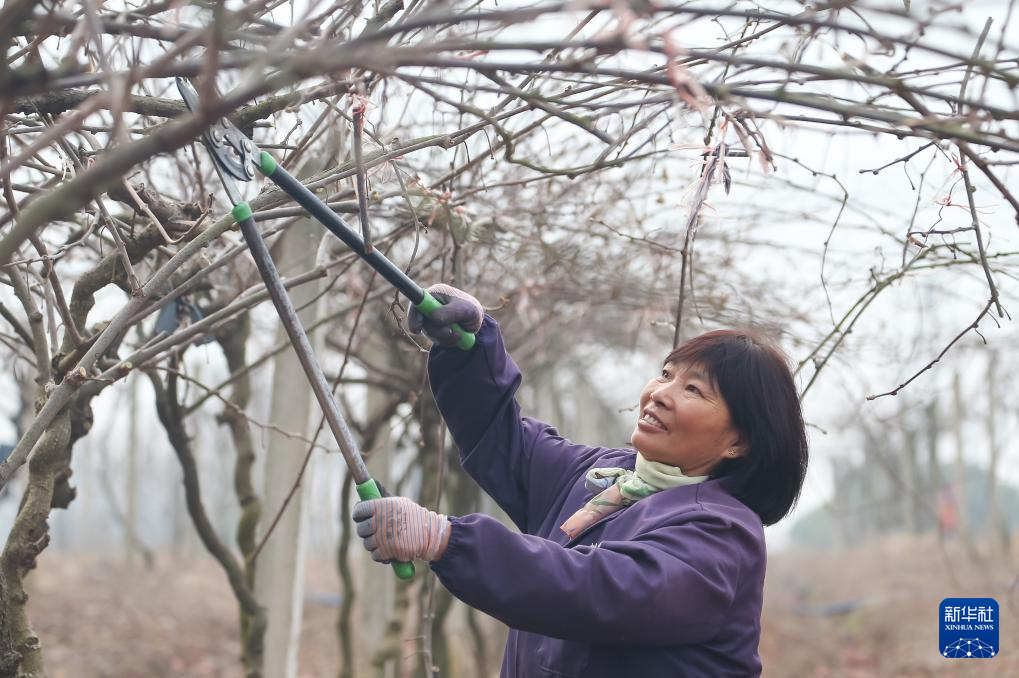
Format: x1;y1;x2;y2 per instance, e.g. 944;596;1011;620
150;370;266;677
0;404;71;678
216;315;266;676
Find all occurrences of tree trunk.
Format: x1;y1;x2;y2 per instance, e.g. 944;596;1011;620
151;371;265;678
125;374;141;566
338;388;402;678
370;581;411;678
951;370;968;534
0;405;71;678
416;390;448;678
216;316;265;675
902;427;921;535
926;398;940;535
985;349;1011;561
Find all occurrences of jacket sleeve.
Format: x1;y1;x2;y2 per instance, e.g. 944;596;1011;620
428;316;605;532
430;511;750;646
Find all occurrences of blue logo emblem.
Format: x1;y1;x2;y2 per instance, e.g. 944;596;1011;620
940;598;998;658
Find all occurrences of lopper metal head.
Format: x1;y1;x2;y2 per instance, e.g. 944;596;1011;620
176;77;259;204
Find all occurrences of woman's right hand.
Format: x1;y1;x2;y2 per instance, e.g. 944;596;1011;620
408;283;484;347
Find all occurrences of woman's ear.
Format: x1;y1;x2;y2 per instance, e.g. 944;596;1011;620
726;433;748;458
724;447;743;459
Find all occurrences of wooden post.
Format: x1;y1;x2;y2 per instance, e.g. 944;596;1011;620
254;216;325;678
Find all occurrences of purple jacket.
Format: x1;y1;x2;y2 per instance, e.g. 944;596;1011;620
429;318;766;677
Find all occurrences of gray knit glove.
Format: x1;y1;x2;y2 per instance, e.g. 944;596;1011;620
352;497;451;563
407;283;484;347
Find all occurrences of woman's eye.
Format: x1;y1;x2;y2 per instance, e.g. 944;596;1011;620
685;384;701;395
659;369;670;380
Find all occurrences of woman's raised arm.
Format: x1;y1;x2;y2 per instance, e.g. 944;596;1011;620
427;313;605;532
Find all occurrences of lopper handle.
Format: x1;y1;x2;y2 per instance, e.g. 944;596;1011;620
355;478;415;580
413;290;476;351
229;203;413;580
256;152;475;351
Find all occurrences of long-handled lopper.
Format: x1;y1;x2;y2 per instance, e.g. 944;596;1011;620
177;78;473;580
179;81;475;350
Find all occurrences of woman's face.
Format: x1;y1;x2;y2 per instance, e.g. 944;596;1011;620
631;360;744;475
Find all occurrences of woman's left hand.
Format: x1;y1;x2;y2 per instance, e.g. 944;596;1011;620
407;283;484;347
353;497;451;563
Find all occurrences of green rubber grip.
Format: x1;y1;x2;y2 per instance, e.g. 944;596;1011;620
414;290;476;351
356;478;415;580
258;151;278;176
232;202;253;222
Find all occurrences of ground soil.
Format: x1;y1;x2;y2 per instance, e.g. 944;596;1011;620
22;534;1019;677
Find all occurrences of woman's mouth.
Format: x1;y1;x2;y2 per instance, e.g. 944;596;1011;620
638;410;667;432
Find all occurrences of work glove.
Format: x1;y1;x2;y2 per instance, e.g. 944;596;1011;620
352;497;451;563
407;283;484;347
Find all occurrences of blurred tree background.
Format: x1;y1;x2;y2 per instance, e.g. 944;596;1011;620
0;0;1017;676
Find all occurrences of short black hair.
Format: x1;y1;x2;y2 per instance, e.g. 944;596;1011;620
665;330;808;526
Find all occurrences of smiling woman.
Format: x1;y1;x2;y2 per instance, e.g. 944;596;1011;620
634;359;744;477
648;330;810;525
353;285;810;678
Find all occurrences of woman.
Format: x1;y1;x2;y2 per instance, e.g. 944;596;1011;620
353;284;809;677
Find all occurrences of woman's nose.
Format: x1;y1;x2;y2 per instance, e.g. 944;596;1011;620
648;382;672;404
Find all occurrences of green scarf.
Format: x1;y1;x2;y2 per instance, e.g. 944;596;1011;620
559;453;707;539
